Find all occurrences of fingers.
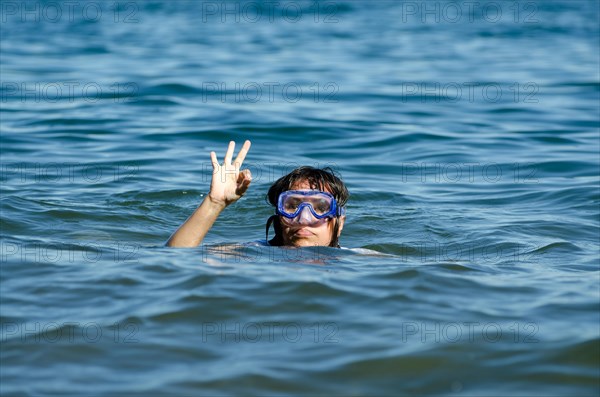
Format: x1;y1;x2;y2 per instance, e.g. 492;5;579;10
224;141;235;164
239;168;252;182
236;169;252;196
234;140;252;168
210;151;219;169
214;140;251;171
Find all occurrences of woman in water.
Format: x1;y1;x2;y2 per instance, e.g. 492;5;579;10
166;140;348;248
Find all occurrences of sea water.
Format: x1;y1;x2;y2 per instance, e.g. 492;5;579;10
1;1;599;395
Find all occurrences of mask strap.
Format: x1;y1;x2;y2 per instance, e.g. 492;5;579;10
265;214;278;241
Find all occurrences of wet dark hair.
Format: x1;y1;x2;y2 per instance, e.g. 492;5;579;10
265;166;349;248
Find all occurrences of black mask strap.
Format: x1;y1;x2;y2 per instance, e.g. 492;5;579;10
265;214;278;242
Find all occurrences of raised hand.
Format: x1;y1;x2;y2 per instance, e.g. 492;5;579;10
166;139;253;247
208;140;252;207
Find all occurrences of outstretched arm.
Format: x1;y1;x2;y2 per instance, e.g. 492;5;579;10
165;140;252;247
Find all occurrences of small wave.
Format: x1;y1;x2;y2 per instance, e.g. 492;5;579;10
527;241;582;254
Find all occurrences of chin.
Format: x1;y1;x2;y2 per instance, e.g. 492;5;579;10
289;239;315;247
289;238;330;248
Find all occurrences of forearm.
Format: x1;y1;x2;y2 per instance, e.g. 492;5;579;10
165;196;227;247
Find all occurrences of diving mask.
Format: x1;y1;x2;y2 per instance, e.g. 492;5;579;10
276;190;345;225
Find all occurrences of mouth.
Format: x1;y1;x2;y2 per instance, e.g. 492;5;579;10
292;228;314;237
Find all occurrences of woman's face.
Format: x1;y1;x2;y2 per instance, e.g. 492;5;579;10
280;180;345;247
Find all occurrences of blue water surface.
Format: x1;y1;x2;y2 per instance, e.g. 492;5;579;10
1;1;599;396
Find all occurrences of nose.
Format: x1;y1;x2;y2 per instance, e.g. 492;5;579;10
295;206;315;225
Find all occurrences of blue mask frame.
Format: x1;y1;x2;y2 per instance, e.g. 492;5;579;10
276;190;345;220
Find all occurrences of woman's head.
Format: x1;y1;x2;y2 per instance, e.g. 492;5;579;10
266;166;349;247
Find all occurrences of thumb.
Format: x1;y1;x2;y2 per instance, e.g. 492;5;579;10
237;169;252;183
236;169;252;196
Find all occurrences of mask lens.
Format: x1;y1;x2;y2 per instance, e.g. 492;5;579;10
307;197;332;216
279;191;335;218
283;196;302;214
